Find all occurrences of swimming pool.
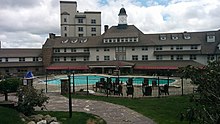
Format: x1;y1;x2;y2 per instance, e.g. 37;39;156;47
45;75;175;86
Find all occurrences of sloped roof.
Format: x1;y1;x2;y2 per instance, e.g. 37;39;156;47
103;25;144;38
0;49;42;57
132;60;204;70
89;60;135;67
0;62;42;68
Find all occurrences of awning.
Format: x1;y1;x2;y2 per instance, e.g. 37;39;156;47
46;66;89;70
134;66;178;70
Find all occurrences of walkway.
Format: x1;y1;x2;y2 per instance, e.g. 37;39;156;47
43;92;156;124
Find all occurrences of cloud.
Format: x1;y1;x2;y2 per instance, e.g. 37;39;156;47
0;0;41;9
0;0;220;48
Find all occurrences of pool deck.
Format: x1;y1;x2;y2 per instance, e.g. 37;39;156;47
34;74;196;97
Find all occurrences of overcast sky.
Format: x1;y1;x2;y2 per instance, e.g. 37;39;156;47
0;0;220;48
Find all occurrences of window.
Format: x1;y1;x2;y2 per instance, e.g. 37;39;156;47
33;57;38;61
116;47;125;52
207;33;215;42
132;55;138;60
96;48;99;52
54;49;60;53
142;47;148;51
132;47;135;51
84;57;89;61
71;48;76;52
155;46;163;51
170;46;174;50
0;58;2;62
91;34;96;36
91;27;96;32
104;56;110;61
176;55;183;60
84;48;89;52
190;55;197;60
78;18;83;23
170;55;174;60
160;35;167;40
172;35;179;40
183;33;191;39
104;48;110;51
78;34;83;37
142;55;148;60
64;48;67;52
5;58;8;62
64;27;67;31
191;45;198;50
63;57;67;61
207;55;215;61
71;57;76;61
156;55;163;60
54;57;60;62
91;19;96;24
64;33;67;37
64;18;67;22
78;27;83;32
19;57;25;62
176;46;183;50
96;56;99;61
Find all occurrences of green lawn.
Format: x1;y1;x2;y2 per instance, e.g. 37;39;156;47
0;106;106;124
0;106;25;124
71;94;194;124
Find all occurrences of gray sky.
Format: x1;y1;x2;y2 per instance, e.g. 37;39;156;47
0;0;220;48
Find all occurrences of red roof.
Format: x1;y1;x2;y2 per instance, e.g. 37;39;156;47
134;66;178;70
46;66;89;70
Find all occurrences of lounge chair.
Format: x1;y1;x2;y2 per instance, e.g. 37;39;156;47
159;84;169;95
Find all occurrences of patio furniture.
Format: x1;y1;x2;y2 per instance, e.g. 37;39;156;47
159;84;169;95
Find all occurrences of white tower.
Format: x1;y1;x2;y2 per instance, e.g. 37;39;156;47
118;7;127;25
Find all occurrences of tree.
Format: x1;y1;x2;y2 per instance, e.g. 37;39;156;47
179;61;220;124
0;78;21;101
17;86;49;115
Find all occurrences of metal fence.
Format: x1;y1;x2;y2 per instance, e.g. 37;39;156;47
33;74;197;98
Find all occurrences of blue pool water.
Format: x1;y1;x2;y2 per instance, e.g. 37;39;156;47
46;75;175;86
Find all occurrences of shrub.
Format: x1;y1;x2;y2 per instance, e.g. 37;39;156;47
17;86;49;116
0;78;21;101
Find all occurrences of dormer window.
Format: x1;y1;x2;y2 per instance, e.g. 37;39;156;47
218;44;220;50
71;39;77;43
61;39;68;43
183;33;191;39
172;35;179;40
160;35;167;40
207;33;215;42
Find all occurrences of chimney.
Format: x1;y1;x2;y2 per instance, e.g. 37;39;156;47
104;25;109;32
49;33;56;39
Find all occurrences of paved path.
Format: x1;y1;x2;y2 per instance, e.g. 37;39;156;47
42;92;156;124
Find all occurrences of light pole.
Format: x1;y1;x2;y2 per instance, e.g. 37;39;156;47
45;70;48;93
72;71;75;94
68;73;72;118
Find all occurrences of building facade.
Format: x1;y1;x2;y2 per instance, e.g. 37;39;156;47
0;2;220;76
60;1;101;37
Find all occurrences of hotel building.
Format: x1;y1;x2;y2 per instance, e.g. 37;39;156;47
0;1;219;76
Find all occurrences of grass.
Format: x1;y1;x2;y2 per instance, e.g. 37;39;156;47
70;94;194;124
0;106;25;124
0;106;106;124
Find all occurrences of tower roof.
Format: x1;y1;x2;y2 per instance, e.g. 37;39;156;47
118;7;127;16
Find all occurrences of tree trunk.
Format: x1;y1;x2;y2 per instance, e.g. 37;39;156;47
4;93;8;101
